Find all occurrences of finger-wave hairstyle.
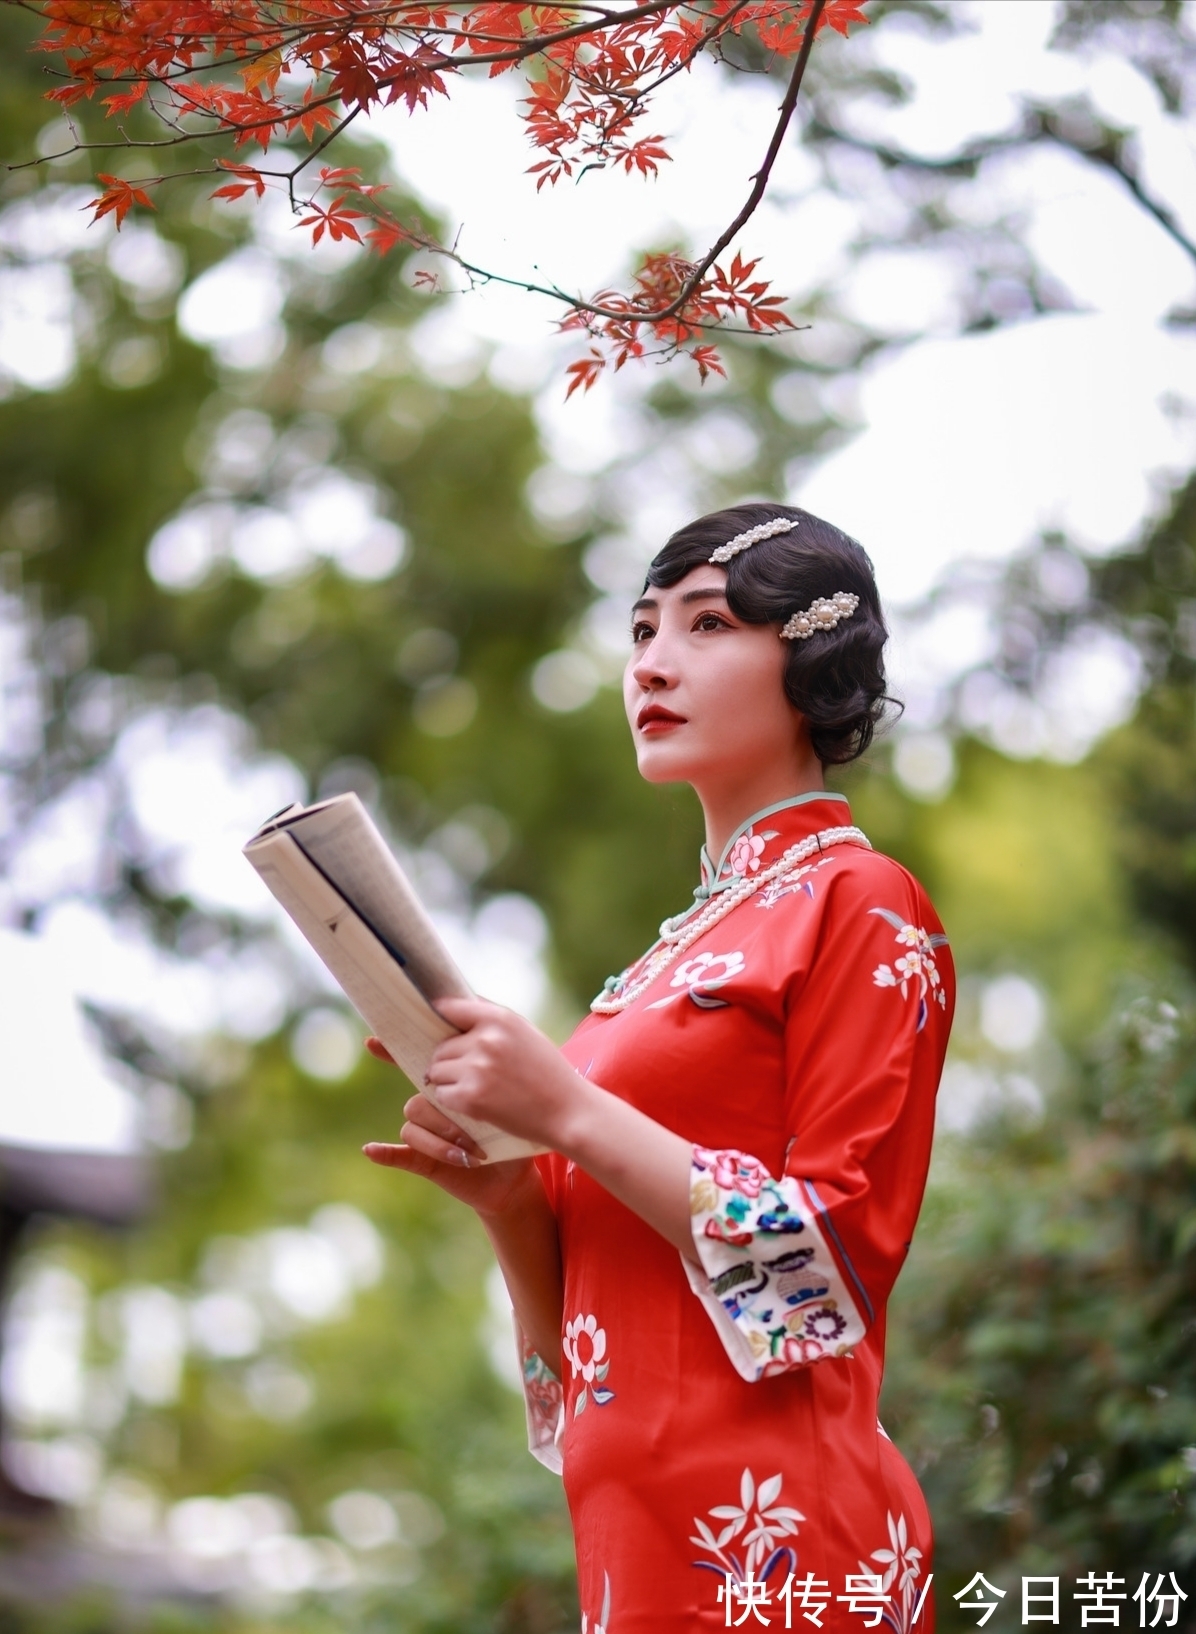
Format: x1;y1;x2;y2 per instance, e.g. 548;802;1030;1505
644;502;895;765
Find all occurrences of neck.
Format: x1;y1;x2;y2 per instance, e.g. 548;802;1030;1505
696;750;825;865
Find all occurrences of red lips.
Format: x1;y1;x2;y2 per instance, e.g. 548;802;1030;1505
637;703;686;734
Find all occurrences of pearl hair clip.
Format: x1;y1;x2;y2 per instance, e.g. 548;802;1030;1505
780;591;860;641
708;516;797;564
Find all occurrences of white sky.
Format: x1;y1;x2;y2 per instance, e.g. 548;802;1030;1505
0;928;139;1153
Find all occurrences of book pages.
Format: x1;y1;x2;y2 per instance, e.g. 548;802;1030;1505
273;794;473;1006
243;820;542;1164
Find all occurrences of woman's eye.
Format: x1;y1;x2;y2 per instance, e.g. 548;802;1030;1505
630;621;655;643
695;612;728;632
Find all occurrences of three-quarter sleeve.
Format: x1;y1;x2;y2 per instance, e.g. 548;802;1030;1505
515;1152;564;1473
516;1319;565;1474
683;865;952;1382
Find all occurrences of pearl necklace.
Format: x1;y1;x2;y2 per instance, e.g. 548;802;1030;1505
591;824;871;1014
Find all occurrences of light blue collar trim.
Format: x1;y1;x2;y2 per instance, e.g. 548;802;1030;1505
696;791;850;900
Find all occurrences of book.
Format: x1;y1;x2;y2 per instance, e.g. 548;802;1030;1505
243;793;542;1163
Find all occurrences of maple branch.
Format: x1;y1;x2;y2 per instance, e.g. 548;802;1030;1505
666;0;825;313
24;1;688;96
571;0;755;113
396;0;688;75
286;107;361;186
1072;126;1196;270
10;2;710;173
13;0;854;387
405;0;827;332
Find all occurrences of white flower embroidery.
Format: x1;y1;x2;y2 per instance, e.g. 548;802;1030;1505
671;951;745;988
869;910;948;1031
563;1313;615;1414
564;1313;606;1381
860;1510;926;1634
690;1467;804;1583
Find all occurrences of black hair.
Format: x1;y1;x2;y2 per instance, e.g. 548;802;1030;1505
644;502;895;765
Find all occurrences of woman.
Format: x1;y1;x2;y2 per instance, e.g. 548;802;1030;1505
364;503;954;1634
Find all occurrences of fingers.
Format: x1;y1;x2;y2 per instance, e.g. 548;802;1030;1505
362;1142;423;1169
403;1092;486;1159
424;1051;466;1088
399;1117;477;1167
365;1036;396;1065
425;1033;474;1070
433;995;504;1029
362;1137;473;1173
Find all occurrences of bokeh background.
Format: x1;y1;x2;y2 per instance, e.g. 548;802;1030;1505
0;2;1193;1629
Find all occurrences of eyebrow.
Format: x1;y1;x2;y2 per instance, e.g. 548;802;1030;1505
630;588;730;614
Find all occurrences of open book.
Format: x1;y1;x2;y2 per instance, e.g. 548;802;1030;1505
243;794;542;1163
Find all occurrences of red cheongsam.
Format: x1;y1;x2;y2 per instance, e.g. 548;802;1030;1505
517;793;954;1634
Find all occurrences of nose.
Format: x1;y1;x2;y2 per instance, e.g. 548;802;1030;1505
629;636;676;692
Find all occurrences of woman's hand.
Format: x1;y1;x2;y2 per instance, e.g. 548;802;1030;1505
425;996;590;1153
366;999;697;1272
429;1002;697;1262
361;1038;536;1220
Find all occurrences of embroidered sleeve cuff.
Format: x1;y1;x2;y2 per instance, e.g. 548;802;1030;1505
515;1318;564;1475
684;1145;868;1382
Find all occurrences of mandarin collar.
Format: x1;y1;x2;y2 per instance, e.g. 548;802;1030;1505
694;792;851;902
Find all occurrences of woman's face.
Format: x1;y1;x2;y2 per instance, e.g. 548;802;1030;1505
623;564;807;788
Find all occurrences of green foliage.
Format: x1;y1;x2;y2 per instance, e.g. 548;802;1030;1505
875;488;1196;1607
1092;475;1196;976
848;741;1142;1046
885;993;1196;1594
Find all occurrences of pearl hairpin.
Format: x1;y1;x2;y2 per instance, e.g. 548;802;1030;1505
708;516;798;564
780;591;859;641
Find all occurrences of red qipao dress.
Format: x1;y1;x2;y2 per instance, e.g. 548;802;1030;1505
517;793;954;1634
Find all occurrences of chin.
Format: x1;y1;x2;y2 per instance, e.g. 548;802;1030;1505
635;745;703;784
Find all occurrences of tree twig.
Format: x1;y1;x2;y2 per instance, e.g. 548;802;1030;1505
810;105;1196;269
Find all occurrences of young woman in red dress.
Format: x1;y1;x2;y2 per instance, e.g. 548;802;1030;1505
365;503;954;1634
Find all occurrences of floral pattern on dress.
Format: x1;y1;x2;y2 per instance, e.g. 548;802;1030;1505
685;1147;868;1382
581;1569;611;1634
860;1511;928;1634
756;856;836;910
728;832;764;876
690;1467;804;1584
720;827;780;881
564;1312;616;1415
646;950;745;1011
869;908;950;1033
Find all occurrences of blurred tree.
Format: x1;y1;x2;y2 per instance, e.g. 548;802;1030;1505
1091;475;1196;977
886;991;1196;1603
878;469;1196;1611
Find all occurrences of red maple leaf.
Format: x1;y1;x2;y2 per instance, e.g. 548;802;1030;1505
564;351;606;398
690;344;727;382
365;214;413;256
87;172;155;227
286;86;338;143
210;157;267;202
298;196;365;245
